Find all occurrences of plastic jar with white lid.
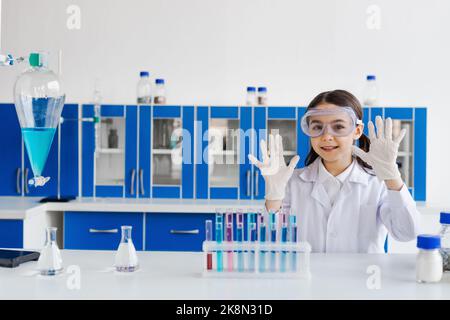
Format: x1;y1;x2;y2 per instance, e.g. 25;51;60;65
416;234;443;283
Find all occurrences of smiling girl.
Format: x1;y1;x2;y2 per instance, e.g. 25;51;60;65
248;90;419;253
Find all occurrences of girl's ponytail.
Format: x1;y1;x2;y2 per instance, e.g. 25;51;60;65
356;133;374;172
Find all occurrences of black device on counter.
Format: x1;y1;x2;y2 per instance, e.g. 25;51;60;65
0;249;40;268
39;196;75;203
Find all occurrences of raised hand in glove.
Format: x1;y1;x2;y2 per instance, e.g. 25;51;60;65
248;134;300;201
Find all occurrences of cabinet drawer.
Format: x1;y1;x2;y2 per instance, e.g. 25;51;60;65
0;220;23;248
146;213;214;251
64;212;143;250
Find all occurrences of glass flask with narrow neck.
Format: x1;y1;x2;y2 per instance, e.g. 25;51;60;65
114;226;139;272
37;227;63;276
13;52;65;187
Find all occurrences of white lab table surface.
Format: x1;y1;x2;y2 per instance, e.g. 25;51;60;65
0;196;445;219
0;251;449;300
0;197;266;219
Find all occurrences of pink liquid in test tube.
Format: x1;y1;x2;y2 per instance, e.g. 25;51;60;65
226;210;233;271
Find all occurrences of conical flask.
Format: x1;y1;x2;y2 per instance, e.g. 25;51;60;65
114;226;139;272
37;227;63;276
13;52;65;187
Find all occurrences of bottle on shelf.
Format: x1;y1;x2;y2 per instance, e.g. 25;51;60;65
137;71;152;104
108;128;119;149
154;78;166;105
246;86;257;106
257;87;268;106
362;75;379;106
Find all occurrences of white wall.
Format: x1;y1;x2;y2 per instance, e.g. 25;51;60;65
1;0;450;205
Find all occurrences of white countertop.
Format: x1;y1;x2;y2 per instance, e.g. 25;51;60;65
0;197;266;219
1;250;449;300
0;196;446;220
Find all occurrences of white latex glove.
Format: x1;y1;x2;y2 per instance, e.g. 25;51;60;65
352;116;406;181
248;134;300;201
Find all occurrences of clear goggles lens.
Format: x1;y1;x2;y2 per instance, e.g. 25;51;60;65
300;107;362;138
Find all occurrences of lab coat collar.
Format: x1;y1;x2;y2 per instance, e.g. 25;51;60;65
299;157;369;186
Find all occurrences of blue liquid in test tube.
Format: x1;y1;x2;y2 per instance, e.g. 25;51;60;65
215;210;224;272
236;210;244;272
259;213;267;273
280;212;288;272
269;210;277;272
289;215;297;272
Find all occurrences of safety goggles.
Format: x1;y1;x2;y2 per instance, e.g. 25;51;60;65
300;107;363;138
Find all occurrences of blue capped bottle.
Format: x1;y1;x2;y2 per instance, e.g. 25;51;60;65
363;75;379;106
154;78;166;105
137;71;152;104
257;87;268;106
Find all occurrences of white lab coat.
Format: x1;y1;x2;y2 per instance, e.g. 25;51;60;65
282;157;420;253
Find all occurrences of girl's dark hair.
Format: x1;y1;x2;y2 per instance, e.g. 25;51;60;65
304;89;373;172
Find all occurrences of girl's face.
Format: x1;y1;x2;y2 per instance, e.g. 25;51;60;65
309;103;363;163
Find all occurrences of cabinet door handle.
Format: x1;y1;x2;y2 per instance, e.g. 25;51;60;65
89;228;118;234
24;168;29;194
139;169;145;196
246;170;251;197
16;168;21;194
254;169;259;197
170;229;200;235
130;169;136;195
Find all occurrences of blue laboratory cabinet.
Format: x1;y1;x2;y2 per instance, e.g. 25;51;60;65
195;106;310;200
196;106;252;199
0;104;428;201
0;220;23;248
0;104;23;196
64;211;144;250
81;105;138;198
149;106;194;199
81;104;195;199
0;103;78;197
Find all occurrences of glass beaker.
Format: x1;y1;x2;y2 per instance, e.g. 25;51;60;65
114;226;139;272
37;227;63;276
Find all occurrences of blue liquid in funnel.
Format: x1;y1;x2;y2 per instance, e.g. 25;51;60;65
22;128;56;177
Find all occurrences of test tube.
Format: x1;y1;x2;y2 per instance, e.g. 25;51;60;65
247;209;257;272
225;208;234;272
269;210;277;272
205;220;213;270
280;211;288;272
289;214;297;272
259;213;267;273
236;209;244;272
215;209;224;272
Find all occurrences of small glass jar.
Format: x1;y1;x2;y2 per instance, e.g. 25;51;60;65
439;212;450;271
416;234;443;283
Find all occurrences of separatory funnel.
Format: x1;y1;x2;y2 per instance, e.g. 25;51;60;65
13;52;65;187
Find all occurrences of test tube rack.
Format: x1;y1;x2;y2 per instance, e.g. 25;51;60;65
202;240;311;278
